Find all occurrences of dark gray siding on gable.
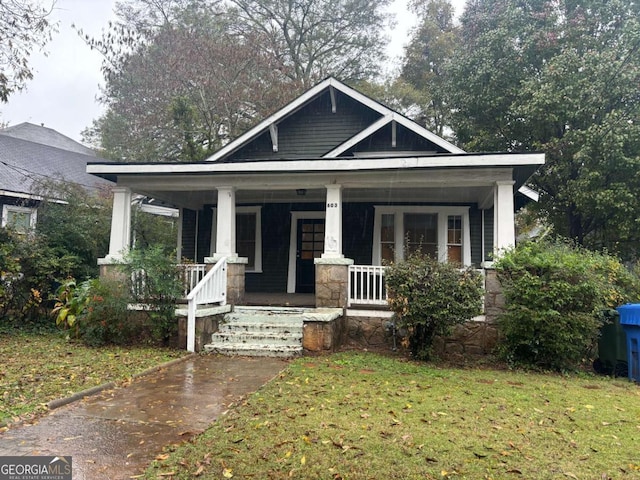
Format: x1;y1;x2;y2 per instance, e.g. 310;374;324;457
226;90;381;161
348;123;450;155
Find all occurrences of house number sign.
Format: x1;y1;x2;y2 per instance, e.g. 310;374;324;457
327;202;339;208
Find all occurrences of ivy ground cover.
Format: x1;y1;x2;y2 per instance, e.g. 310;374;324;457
147;352;640;479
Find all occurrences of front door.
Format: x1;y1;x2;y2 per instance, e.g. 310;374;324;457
295;218;325;293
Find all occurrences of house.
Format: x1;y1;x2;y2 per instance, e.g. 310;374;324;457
87;78;544;353
0;122;112;231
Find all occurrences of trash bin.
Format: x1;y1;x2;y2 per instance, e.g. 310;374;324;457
615;304;640;382
593;309;628;377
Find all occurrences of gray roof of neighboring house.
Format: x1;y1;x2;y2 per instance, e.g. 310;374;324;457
0;123;113;198
1;122;97;156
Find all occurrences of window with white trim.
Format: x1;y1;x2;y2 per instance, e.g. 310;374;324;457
2;205;37;233
373;206;471;266
210;206;262;272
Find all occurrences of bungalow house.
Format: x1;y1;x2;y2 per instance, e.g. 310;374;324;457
87;78;544;354
0;122;112;231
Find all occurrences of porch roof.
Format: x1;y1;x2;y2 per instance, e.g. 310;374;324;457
87;152;543;209
88;152;543;184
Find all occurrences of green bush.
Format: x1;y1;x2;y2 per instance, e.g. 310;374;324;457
121;246;182;344
385;253;484;360
1;227;79;326
495;240;640;371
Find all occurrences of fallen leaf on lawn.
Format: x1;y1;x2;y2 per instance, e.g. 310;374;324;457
193;465;204;476
155;454;170;461
157;472;176;477
563;472;578;479
301;455;306;465
506;468;522;474
222;467;233;478
584;405;594;410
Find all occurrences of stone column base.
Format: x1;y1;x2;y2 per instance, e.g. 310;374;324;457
314;257;353;308
206;256;247;305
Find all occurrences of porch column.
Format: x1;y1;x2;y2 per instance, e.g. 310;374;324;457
214;186;237;259
493;180;516;255
103;186;132;262
322;184;343;259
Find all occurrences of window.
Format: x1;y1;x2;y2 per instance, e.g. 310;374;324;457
404;213;437;257
380;214;395;263
210;206;262;272
447;215;463;264
2;205;37;233
237;212;257;269
373;206;470;266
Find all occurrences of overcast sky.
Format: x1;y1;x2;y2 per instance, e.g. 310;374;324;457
0;0;465;144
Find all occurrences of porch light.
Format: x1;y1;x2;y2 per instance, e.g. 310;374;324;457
296;189;307;196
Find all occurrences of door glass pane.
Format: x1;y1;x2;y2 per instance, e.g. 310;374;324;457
404;213;437;257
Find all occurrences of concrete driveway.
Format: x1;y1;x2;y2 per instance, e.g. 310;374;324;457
0;355;287;479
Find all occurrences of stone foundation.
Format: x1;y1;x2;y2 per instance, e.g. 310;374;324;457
175;315;221;352
432;320;500;359
345;315;396;349
303;316;347;352
314;258;353;308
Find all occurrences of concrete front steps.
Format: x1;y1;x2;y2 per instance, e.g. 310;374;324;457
204;306;306;358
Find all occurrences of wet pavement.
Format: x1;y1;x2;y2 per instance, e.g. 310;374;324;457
0;355;288;479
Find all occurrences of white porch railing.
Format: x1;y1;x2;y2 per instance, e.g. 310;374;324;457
348;265;388;307
130;263;208;300
178;263;207;297
186;257;227;352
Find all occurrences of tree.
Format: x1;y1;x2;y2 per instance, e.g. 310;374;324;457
83;0;300;162
228;0;393;88
399;0;458;137
447;0;640;259
0;0;56;102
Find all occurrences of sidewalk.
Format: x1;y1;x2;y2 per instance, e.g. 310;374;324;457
0;355;288;479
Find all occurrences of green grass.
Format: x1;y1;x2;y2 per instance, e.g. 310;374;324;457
0;330;187;426
145;352;640;479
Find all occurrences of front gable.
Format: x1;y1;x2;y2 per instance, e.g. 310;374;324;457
209;77;463;163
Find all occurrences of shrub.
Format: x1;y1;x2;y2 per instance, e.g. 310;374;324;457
121;246;182;344
495;239;640;371
53;277;131;346
385;253;484;360
1;227;79;326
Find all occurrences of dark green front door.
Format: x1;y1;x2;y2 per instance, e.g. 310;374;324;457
296;219;325;293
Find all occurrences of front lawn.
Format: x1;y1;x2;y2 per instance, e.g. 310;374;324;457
146;351;640;479
0;330;188;427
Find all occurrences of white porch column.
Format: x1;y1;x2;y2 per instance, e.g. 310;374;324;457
322;184;343;259
103;186;132;262
494;180;516;255
214;186;237;259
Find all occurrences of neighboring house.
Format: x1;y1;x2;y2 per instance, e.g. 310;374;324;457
0;122;112;231
88;78;544;301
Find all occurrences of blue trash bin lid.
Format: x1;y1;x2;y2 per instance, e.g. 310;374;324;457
616;303;640;326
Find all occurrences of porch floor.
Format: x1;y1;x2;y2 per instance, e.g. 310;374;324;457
242;292;315;307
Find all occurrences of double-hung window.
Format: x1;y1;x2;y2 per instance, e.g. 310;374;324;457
210;206;262;272
2;205;37;233
373;206;471;266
